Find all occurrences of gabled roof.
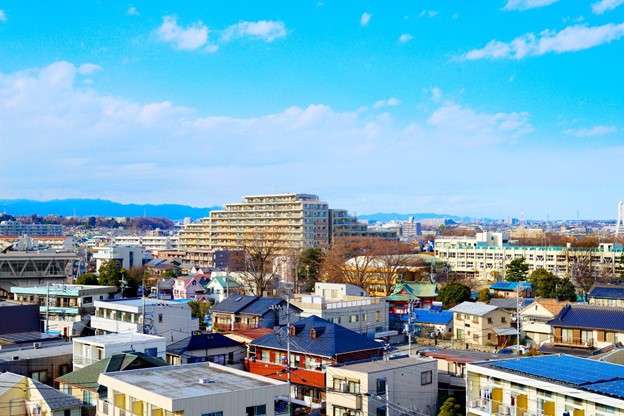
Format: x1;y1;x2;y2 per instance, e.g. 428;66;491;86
251;315;383;358
0;372;23;397
548;304;624;331
211;295;259;314
449;301;498;316
520;298;569;316
490;298;533;311
410;308;453;325
167;333;243;355
209;275;242;289
387;281;438;301
56;353;167;391
490;281;534;291
31;380;84;410
588;285;624;300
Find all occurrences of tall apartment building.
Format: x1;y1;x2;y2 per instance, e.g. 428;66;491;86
0;220;64;236
178;194;398;263
435;232;624;280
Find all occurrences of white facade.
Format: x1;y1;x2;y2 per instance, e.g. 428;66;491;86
91;298;199;344
291;294;389;337
326;357;438;416
93;244;146;272
113;235;178;251
314;282;370;300
73;333;166;369
97;362;289;416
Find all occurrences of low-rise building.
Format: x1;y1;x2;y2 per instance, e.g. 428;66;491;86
326;356;438;416
466;355;624;416
205;273;243;304
0;343;73;387
211;295;301;332
166;333;246;368
387;280;439;331
73;333;167;370
172;274;210;300
489;281;534;298
519;299;569;347
96;362;289;416
92;244;146;272
450;302;515;348
91;298;199;344
411;305;454;337
588;285;624;307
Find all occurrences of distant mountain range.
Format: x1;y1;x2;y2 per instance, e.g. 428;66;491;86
0;198;487;223
0;199;220;221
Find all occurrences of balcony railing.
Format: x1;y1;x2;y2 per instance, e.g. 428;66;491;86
552;336;594;348
213;322;259;332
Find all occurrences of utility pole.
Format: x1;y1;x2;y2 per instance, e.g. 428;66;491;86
407;300;414;356
516;282;521;349
142;276;146;334
45;282;50;333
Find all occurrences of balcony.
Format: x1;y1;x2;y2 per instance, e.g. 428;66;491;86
552;336;594;348
213;322;259;332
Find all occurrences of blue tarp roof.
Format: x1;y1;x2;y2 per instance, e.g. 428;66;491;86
490;281;534;291
404;308;453;324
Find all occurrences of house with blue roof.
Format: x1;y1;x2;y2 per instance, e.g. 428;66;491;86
489;281;534;299
588;285;624;307
467;355;624;416
409;307;453;337
247;315;384;412
540;304;624;357
210;295;301;332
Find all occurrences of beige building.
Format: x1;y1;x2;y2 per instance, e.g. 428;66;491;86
435;232;623;280
97;362;289;416
326;357;437;416
519;299;568;347
450;302;514;347
466;355;624;416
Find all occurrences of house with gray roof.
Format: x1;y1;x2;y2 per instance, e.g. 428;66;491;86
449;302;517;348
211;295;301;332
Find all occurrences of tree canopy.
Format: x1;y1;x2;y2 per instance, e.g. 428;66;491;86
505;257;529;282
75;273;99;285
438;279;471;308
297;247;323;293
98;260;123;288
528;268;577;301
438;397;463;416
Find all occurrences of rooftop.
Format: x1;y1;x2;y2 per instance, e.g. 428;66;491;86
331;356;431;373
548;304;624;331
98;362;284;400
0;343;72;361
449;301;498;316
74;333;166;346
588;285;624;300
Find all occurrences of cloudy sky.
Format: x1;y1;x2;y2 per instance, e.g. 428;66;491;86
0;1;623;220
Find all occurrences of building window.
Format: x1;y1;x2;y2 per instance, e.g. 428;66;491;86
144;347;157;357
501;317;506;323
30;370;47;383
83;389;94;406
246;404;267;416
158;313;163;323
261;350;270;362
349;314;359;323
487;317;493;324
62;384;72;395
421;370;433;385
376;311;381;322
376;377;386;394
202;413;223;416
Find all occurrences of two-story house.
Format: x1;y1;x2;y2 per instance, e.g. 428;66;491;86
519;299;569;347
172;274;210;300
450;302;516;348
588;285;624;307
211;295;301;332
246;315;384;413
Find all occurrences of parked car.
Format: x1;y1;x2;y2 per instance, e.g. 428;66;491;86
498;345;527;355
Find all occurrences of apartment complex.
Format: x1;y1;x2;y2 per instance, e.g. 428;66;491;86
0;220;64;236
178;193;398;264
435;232;624;280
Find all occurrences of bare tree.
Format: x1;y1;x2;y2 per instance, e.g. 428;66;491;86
240;230;284;297
568;250;601;297
373;241;423;296
319;237;380;291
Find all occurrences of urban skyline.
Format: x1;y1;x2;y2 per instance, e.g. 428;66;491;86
1;1;622;220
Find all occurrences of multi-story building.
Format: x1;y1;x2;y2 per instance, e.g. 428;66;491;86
91;298;199;344
519;299;568;347
466;355;624;416
72;333;167;369
0;220;64;236
97;362;289;416
450;301;515;348
177;194;398;259
113;234;178;251
92;244;146;272
435;232;624;280
0;250;78;295
326;356;437;416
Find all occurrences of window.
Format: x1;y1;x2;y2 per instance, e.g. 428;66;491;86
246;404;267;416
30;370;47;383
64;410;71;416
83;389;94;406
501;317;507;323
376;311;382;322
376;377;386;394
158;313;163;323
144;347;157;357
487;317;493;324
62;384;72;395
202;413;223;416
261;350;270;362
421;370;433;385
349;314;359;323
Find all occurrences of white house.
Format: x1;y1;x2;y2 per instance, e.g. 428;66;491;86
73;333;166;369
91;298;199;344
93;244;147;272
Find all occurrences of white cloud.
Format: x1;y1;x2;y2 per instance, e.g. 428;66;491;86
462;22;624;60
77;63;102;76
502;0;560;11
127;6;139;16
221;20;286;42
592;0;624;14
431;87;442;102
399;34;413;43
564;125;618;137
372;98;401;109
0;10;6;22
155;15;208;51
360;12;372;26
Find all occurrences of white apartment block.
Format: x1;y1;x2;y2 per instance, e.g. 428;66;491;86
73;333;166;369
0;220;64;236
466;355;624;416
326;357;437;416
91;298;199;344
435;232;624;280
93;244;146;272
113;235;178;251
97;362;289;416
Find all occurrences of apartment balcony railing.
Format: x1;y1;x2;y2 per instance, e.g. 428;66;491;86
213;322;259;332
467;394;536;416
552;336;594;348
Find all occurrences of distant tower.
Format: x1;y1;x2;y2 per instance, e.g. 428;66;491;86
617;201;624;237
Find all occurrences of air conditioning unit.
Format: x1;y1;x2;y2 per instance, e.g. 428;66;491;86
498;405;511;415
33;342;41;349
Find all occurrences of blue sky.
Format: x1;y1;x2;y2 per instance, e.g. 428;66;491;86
0;1;623;220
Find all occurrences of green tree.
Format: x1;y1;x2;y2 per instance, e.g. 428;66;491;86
438;279;471;308
297;247;323;293
122;267;146;298
188;300;212;330
438;397;463;416
477;288;492;303
556;277;578;302
529;268;559;298
506;257;529;282
98;260;123;289
75;273;99;285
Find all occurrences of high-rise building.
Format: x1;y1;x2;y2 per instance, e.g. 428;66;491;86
616;201;624;237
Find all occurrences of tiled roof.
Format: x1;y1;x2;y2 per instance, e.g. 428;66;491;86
490;298;533;310
410;308;453;325
167;333;242;355
251;315;383;358
211;275;242;289
56;353;167;390
588;285;624;300
525;299;569;315
548;304;624;331
387;281;438;301
449;301;498;316
211;295;260;314
33;380;83;410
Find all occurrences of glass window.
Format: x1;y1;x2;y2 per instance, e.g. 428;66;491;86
246;405;267;416
202;413;223;416
421;370;433;385
30;370;47;383
376;377;386;394
144;347;157;357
